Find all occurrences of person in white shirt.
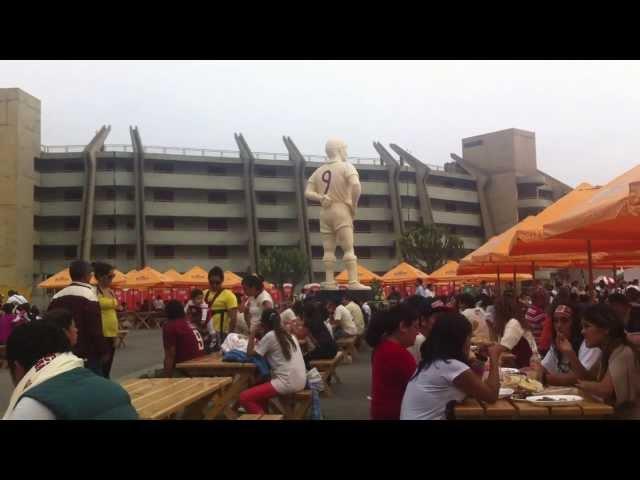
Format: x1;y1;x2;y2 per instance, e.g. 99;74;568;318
279;301;303;334
457;293;491;344
361;301;372;326
415;279;427;298
342;294;365;336
327;298;357;338
7;290;28;307
401;312;501;420
153;297;165;311
542;304;601;385
241;275;274;330
240;308;307;414
425;283;435;299
492;292;541;369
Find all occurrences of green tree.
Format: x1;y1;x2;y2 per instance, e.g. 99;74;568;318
258;247;309;288
398;223;465;274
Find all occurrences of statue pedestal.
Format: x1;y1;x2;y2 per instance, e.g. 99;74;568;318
311;289;374;305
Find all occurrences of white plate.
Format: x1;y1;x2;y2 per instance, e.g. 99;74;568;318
501;368;521;375
525;395;583;407
499;388;514;399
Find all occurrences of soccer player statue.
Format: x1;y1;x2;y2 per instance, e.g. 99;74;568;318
305;138;370;290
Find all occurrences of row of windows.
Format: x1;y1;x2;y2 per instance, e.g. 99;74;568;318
310;246;394;259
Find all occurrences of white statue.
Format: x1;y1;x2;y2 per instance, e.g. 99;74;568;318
305;138;370;290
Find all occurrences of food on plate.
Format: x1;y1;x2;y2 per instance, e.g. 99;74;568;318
501;374;543;399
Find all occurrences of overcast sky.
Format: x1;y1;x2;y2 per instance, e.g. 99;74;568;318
3;60;640;186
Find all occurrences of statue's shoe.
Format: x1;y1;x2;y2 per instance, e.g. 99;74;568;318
347;282;372;291
321;281;339;290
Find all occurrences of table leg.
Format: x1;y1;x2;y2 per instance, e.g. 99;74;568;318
203;373;251;420
183;393;216;420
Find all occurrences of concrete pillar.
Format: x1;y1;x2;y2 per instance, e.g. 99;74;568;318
373;142;404;263
0;89;40;299
234;133;259;274
130;126;147;268
79;125;111;261
450;153;496;240
389;144;434;225
283;136;313;283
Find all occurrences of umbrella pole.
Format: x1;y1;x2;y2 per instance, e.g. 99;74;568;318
587;240;594;293
531;261;535;281
497;265;501;295
513;269;517;294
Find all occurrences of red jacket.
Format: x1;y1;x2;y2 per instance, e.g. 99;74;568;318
371;339;416;420
48;282;108;360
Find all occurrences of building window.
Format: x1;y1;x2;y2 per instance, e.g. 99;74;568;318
208;218;228;231
63;161;82;172
106;246;116;258
153;218;174;230
105;218;116;230
208;191;227;204
387;246;396;258
354;221;371;233
98;160;115;171
255;166;277;178
63;246;77;259
154;161;174;173
154;246;174;258
208;246;228;258
358;196;371;207
153;190;174;202
105;188;116;201
33;245;41;260
385;222;395;233
208;165;227;176
258;219;278;232
401;196;418;209
309;220;320;232
257;193;277;205
126;246;136;259
355;247;371;259
463;139;483;148
64;189;83;201
311;246;323;259
126;190;135;201
126;219;135;230
445;202;457;212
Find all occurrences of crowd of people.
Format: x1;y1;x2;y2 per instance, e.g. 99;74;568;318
2;259;640;420
369;277;640;420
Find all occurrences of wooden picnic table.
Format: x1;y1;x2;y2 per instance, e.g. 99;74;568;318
120;377;232;420
176;352;257;420
454;390;614;420
120;311;166;330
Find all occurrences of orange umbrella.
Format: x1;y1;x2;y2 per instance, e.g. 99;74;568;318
336;264;382;285
163;269;184;284
222;271;243;290
382;262;429;285
122;267;171;288
174;266;209;287
458;217;600;276
542;165;640;242
90;269;127;287
428;260;533;285
38;269;72;289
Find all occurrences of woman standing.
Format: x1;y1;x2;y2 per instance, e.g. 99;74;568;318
239;309;306;414
577;304;640;418
367;304;420;420
94;262;121;378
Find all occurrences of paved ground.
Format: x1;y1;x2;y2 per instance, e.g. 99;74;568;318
0;329;372;419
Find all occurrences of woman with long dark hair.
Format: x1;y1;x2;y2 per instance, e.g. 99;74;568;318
298;302;338;369
577;304;640;418
541;304;601;386
493;292;541;369
367;304;420;420
239;308;306;414
93;262;121;378
401;312;501;420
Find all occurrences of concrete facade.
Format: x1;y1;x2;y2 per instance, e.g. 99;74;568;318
0;89;40;298
2;89;572;306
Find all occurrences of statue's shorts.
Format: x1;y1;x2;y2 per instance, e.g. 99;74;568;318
320;202;353;234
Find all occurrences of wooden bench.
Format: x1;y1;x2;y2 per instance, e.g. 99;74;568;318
115;330;129;349
336;336;358;359
310;351;344;397
268;390;313;420
238;414;284;420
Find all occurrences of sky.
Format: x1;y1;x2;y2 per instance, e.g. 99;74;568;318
3;60;640;187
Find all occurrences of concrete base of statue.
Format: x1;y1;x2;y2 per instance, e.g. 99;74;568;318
310;288;374;305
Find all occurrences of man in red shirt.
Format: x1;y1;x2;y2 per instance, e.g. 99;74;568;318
162;300;205;377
